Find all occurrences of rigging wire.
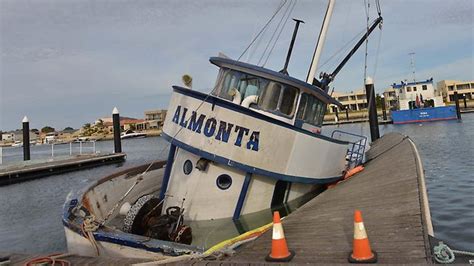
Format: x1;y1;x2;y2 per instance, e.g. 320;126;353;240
237;0;288;61
262;0;298;67
257;0;293;66
247;0;286;62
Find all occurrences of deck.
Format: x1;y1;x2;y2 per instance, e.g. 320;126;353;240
0;153;126;186
215;132;433;264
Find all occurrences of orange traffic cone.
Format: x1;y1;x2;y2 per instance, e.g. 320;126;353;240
348;210;377;263
265;211;295;262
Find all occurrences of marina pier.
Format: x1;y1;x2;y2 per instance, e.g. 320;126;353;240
0;153;125;186
214;133;434;264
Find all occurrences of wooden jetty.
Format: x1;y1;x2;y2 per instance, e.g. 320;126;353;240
0;153;126;186
213;132;434;264
0;133;436;264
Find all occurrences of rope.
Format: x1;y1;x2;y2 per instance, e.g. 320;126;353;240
262;0;297;67
257;0;293;66
433;241;474;264
81;215;101;256
237;0;288;61
25;253;71;266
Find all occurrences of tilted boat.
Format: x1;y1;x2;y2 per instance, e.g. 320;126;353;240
63;0;382;259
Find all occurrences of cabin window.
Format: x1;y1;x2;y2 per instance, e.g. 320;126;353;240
422;85;427;90
407;87;412;92
413;86;417;91
258;82;298;117
213;69;268;101
213;68;298;118
296;93;326;126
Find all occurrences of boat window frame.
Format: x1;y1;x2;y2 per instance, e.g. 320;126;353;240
296;92;326;127
212;67;299;119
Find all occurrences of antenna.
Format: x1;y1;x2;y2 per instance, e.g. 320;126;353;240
280;18;304;75
409;52;416;83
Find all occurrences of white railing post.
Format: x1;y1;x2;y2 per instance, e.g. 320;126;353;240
51;143;54;157
69;142;72;156
79;141;83;155
93;141;96;154
0;146;3;165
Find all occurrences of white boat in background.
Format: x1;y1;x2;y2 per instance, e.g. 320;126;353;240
11;141;23;147
63;0;382;260
120;130;147;139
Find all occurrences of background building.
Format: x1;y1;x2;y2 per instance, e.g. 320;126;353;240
136;109;167;131
437;80;474;102
329;89;367;113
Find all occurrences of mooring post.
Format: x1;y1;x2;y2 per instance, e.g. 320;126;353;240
365;77;380;142
463;94;467;108
22;116;30;161
112;107;122;153
381;95;387;121
454;91;461;120
346;107;349;121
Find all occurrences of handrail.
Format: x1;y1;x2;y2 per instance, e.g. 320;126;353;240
331;130;368;168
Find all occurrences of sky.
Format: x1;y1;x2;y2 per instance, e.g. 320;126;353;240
1;0;473;131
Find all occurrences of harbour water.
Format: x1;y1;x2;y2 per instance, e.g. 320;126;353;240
0;114;472;254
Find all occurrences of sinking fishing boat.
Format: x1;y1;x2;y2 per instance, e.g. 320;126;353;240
63;0;382;259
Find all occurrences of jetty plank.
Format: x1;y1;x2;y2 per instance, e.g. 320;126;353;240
0;153;126;186
219;132;433;264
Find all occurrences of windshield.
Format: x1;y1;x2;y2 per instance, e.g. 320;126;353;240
213;68;299;118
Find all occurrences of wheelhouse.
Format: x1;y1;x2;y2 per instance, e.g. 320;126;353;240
210;57;341;130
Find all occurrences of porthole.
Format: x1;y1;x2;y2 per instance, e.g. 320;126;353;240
183;160;193;175
216;174;232;190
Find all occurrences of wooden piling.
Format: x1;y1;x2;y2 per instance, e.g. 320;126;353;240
22;116;30;161
365;77;380;141
454;91;462;120
112;107;122;153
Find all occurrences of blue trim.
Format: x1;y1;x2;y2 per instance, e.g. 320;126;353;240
159;144;176;201
162;133;342;185
210;57;341;106
233;173;252;221
172;86;349;145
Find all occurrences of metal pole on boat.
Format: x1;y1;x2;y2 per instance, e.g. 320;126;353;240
365;77;380;142
454;91;461;120
22;116;30;161
112;107;122;153
381;95;387;121
306;0;335;85
281;19;304;75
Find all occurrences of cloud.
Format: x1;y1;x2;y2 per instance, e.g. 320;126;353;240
1;0;473;130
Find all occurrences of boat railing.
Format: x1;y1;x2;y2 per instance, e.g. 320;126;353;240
330;130;367;169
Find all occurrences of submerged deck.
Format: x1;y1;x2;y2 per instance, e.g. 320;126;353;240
0;153;126;186
217;132;433;264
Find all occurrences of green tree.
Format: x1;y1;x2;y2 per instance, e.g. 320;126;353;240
182;74;193;89
64;127;74;131
41;126;55;133
375;94;382;108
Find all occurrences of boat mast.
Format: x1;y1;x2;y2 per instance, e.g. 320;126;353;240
306;0;335;84
409;52;416;83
